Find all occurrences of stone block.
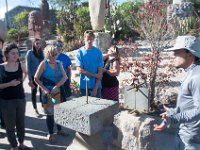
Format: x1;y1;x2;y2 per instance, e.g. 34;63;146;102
112;111;177;150
112;111;156;150
93;32;111;52
54;96;119;135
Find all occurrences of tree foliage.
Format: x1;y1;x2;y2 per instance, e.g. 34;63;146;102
47;0;91;51
7;26;28;42
7;11;29;42
74;5;91;37
119;0;142;30
14;11;29;29
190;0;200;14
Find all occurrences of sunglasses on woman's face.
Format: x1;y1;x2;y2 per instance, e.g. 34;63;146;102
56;43;63;48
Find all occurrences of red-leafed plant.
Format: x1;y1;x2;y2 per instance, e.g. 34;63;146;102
120;0;179;110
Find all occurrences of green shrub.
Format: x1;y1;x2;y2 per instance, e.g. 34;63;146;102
7;27;28;42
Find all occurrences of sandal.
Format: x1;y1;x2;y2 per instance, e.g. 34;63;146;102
48;134;56;143
57;130;68;136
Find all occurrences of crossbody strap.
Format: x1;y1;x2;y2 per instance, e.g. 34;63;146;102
54;61;59;84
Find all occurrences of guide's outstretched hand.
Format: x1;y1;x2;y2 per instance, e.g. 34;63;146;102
154;105;170;131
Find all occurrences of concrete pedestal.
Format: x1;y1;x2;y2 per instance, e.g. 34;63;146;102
54;96;118;135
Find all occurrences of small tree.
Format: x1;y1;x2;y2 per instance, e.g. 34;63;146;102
121;0;178;110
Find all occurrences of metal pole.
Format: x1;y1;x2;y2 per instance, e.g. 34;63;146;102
86;79;88;104
84;76;89;104
5;0;8;28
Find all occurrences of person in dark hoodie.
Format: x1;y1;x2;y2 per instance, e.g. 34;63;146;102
25;38;44;117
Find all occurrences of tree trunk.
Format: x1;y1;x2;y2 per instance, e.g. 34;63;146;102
148;50;159;109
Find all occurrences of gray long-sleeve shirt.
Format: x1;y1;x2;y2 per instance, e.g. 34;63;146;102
25;50;43;81
166;64;200;144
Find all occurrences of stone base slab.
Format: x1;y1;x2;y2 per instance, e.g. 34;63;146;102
67;132;105;150
54;96;119;135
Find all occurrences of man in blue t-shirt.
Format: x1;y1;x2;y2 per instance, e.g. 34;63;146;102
55;40;72;100
76;31;103;98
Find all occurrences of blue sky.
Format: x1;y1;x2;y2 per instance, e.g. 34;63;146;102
0;0;40;19
0;0;128;19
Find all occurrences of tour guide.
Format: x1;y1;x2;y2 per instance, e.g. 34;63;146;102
154;35;200;150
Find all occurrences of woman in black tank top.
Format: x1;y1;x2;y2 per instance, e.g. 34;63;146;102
102;45;120;101
0;43;29;150
1;62;25;99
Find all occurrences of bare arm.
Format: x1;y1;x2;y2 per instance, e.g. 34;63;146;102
21;63;27;81
103;54;109;60
34;61;50;95
50;63;67;94
77;66;102;80
94;67;103;88
0;80;21;89
54;63;67;89
67;66;71;82
105;61;120;76
92;67;103;96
